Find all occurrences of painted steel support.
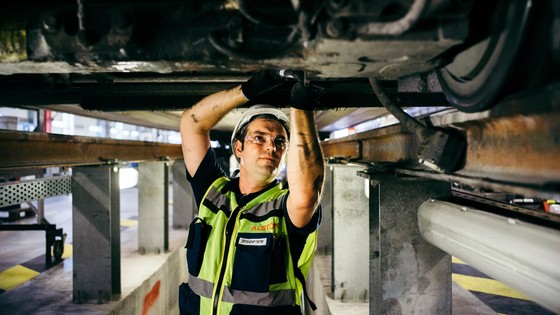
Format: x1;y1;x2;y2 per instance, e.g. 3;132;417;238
418;199;560;314
364;172;452;314
171;159;196;229
72;165;121;303
138;161;169;254
331;164;370;302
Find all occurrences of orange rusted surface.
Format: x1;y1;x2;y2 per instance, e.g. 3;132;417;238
0;130;183;169
321;139;361;160
458;113;560;184
362;132;418;163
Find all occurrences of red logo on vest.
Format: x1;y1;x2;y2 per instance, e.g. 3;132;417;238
251;222;280;231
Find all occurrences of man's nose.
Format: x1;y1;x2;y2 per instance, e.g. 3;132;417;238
264;137;276;151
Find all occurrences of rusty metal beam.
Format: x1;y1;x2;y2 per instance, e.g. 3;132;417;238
321;138;362;161
0;130;183;170
320;84;560;197
361;131;419;163
456;114;560;185
321;124;421;163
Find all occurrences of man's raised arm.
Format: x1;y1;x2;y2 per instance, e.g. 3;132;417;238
180;71;284;177
286;83;325;228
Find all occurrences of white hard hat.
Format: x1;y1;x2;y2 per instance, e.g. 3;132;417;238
230;104;290;158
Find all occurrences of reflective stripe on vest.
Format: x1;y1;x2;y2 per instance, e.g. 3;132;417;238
243;198;283;217
222;286;296;306
189;276;214;299
190;274;296;307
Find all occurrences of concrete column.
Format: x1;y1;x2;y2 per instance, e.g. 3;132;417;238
331;164;369;302
138;161;169;254
366;172;452;315
171;159;197;229
72;165;120;303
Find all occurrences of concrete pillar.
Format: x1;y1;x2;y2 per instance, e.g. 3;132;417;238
72;165;121;303
331;164;369;302
171;159;197;229
138;161;169;254
366;172;452;314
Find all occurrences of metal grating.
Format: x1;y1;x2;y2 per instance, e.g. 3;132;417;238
0;176;71;207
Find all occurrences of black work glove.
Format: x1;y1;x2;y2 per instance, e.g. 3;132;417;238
290;82;325;110
241;70;285;100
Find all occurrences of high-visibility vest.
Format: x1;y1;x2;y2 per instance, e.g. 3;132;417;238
185;177;318;314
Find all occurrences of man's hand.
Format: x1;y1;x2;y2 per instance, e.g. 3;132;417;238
290;82;325;111
241;70;285;100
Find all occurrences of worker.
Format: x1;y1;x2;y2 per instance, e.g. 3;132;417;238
179;70;325;314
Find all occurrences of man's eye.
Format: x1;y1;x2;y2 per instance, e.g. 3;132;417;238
253;135;265;143
275;139;287;147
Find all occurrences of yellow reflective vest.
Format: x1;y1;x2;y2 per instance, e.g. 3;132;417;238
185;177;318;314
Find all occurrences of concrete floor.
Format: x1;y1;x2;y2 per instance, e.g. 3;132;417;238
0;186;533;315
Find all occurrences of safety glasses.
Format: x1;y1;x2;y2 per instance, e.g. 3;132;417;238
245;133;288;151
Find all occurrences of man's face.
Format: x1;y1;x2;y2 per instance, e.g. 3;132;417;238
235;117;288;182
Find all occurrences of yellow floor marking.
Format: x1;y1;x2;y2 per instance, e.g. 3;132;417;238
452;256;466;264
452;273;528;300
0;265;40;291
121;219;138;227
61;244;73;259
49;244;73;259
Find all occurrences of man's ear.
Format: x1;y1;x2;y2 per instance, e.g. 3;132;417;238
235;139;243;158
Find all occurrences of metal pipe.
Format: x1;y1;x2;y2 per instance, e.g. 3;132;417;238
418;199;560;314
369;77;430;140
369;77;465;173
356;0;428;36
